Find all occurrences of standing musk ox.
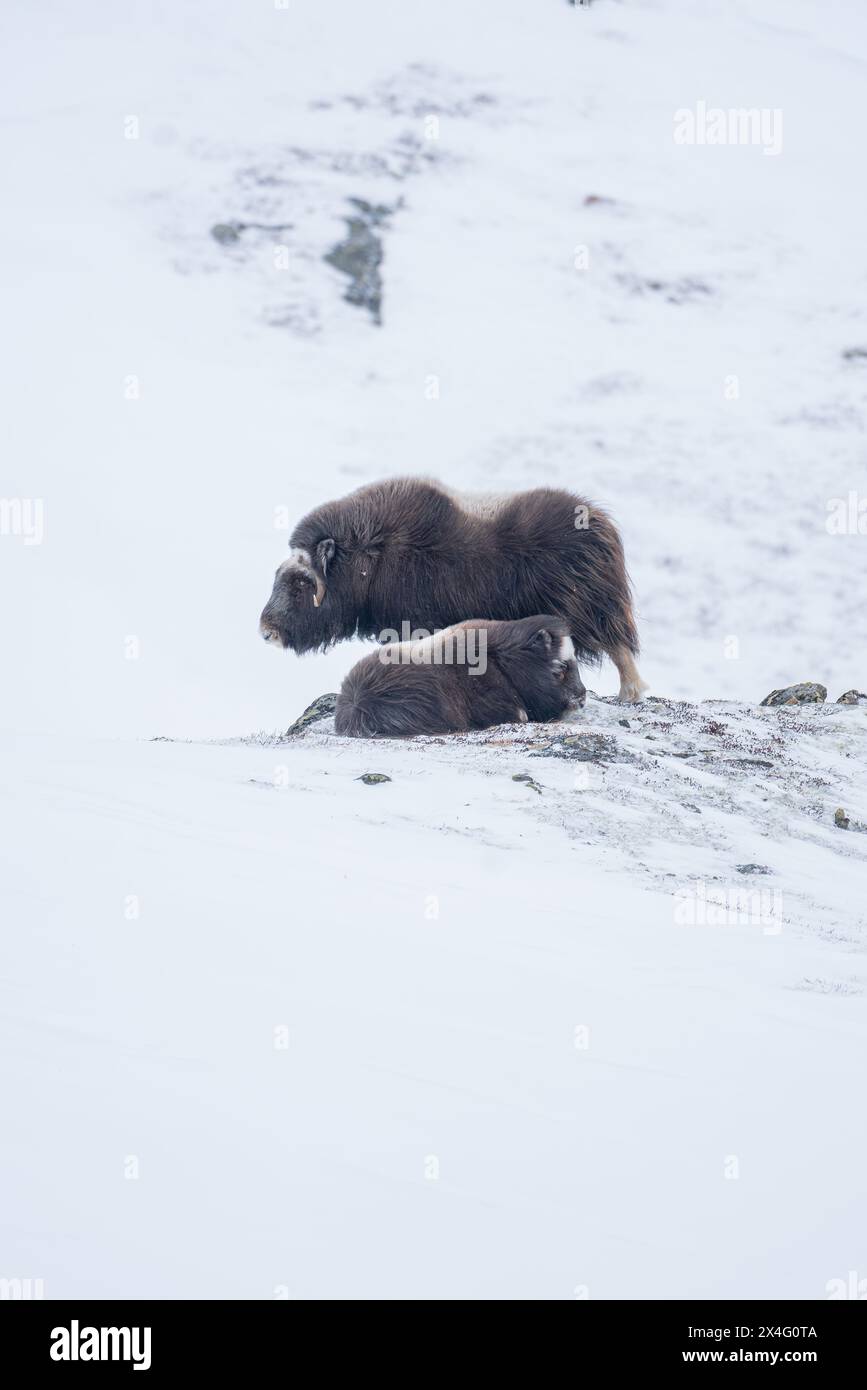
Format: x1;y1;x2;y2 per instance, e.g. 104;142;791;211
334;617;585;738
259;477;647;701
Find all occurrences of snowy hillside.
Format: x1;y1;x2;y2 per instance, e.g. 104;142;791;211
3;691;866;1299
1;0;866;1299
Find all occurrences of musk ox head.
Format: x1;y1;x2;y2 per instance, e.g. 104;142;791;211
259;540;337;653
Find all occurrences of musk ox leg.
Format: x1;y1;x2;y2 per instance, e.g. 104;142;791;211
611;644;648;703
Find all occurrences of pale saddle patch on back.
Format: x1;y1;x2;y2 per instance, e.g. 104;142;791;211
438;483;512;521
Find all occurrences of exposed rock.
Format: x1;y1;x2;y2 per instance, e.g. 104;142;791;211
357;773;391;785
211;219;293;245
834;807;850;829
530;732;629;762
211;221;244;245
512;773;543;794
837;689;867;705
721;757;775;770
760;682;827;707
324;199;394;324
842;347;867;362
285;693;338;736
736;863;773;875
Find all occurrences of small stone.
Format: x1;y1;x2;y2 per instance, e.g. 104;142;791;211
211;221;244;245
357;773;391;786
512;773;543;794
284;693;338;736
618;718;630;728
760;682;827;707
834;808;850;830
736;863;773;875
836;689;867;705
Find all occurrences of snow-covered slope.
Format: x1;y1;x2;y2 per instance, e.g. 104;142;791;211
2;693;866;1298
1;0;866;1298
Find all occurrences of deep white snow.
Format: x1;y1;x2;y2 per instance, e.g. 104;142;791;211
1;0;866;1299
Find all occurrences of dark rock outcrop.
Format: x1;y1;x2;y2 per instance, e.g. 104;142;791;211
324;199;394;324
285;693;338;736
760;682;827;707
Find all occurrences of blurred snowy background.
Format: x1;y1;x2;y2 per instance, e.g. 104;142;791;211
2;0;867;737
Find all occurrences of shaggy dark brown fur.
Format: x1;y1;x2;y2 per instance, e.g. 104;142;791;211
260;477;645;698
335;617;585;738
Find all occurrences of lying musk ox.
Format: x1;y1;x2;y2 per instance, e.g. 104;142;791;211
259;477;647;701
335;617;585;737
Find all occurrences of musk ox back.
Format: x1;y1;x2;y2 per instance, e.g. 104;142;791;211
335;617;585;737
260;477;646;700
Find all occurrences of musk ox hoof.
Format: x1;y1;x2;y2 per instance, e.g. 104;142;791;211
760;682;827;707
617;678;649;703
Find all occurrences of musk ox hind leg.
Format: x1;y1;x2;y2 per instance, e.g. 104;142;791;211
562;500;647;700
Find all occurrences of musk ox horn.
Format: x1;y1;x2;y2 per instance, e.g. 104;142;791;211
313;538;335;606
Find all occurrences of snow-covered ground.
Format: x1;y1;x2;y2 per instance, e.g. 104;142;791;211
1;0;866;1299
